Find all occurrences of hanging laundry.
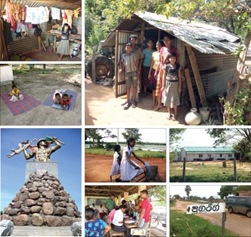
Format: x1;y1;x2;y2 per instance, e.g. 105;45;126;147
63;9;73;28
5;2;16;32
25;6;49;24
51;7;61;20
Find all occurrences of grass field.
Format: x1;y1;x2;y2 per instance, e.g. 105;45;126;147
85;147;166;158
170;162;251;182
170;211;238;237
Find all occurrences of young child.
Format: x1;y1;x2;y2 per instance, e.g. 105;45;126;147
61;93;71;110
57;23;71;61
9;85;24;102
120;138;144;182
110;145;122;182
53;92;62;104
120;42;138;110
162;53;182;120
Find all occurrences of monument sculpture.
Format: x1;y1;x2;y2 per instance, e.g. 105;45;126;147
3;136;81;228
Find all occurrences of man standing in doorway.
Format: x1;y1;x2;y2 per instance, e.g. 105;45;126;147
130;34;144;106
105;194;116;213
136;189;152;236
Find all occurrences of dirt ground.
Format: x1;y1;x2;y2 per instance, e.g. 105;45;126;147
0;65;81;125
24;50;81;61
85;79;188;126
172;200;251;237
85;154;166;182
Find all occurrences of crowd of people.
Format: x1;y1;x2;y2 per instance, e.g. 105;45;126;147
110;138;145;182
120;34;181;121
85;190;153;237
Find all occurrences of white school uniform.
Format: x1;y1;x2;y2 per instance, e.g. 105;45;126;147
110;151;121;176
120;145;144;181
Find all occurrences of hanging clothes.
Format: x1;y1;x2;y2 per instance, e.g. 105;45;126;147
51;7;61;20
25;6;49;24
5;2;16;32
64;10;73;28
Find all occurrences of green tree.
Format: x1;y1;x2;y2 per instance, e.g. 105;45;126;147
148;186;166;206
234;137;251;161
170;129;186;145
185;185;192;199
122;128;142;142
218;186;237;199
85;128;116;147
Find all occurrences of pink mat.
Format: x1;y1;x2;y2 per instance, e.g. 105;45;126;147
1;92;41;115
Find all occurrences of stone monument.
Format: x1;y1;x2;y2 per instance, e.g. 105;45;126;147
3;137;81;227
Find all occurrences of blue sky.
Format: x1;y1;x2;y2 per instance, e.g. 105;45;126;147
1;128;82;212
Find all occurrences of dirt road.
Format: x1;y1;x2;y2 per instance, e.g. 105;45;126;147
172;200;251;237
85;153;166;182
0;65;81;125
85;79;188;126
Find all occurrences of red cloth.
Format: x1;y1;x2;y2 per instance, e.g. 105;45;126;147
141;198;152;223
61;98;70;105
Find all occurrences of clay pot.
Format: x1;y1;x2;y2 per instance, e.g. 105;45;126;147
185;108;202;125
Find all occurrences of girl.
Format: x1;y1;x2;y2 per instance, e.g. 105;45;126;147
57;23;71;61
110;144;122;182
162;53;182;120
120;138;144;182
148;40;164;108
155;35;179;111
9;84;24;102
142;39;155;96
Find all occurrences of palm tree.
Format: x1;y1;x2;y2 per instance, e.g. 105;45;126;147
185;185;192;200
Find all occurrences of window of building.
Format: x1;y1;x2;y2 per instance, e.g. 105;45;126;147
208;154;212;158
228;153;232;157
199;154;203;157
220;154;223;157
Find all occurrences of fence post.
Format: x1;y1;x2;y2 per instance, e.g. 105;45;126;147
234;157;237;181
91;46;97;83
182;158;186;182
221;212;226;237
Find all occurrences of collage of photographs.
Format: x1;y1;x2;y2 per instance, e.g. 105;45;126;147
0;0;251;237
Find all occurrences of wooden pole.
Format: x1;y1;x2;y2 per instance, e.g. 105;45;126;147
182;158;186;182
91;46;96;83
185;44;208;107
234;157;237;182
115;30;119;97
221;212;226;237
185;69;196;108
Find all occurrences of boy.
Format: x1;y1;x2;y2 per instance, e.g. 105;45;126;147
120;42;138;109
61;93;71;110
9;85;24;102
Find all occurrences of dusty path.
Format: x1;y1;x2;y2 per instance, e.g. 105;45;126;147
172;200;251;237
0;65;81;125
85;79;188;126
85;154;166;182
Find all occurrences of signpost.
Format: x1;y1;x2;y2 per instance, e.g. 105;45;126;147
186;202;226;237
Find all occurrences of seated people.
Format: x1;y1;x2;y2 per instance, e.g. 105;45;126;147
112;205;131;237
61;93;71;110
9;84;24;102
108;206;118;224
85;208;111;237
53;91;62;104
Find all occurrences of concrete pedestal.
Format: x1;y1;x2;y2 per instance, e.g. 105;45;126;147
25;161;58;181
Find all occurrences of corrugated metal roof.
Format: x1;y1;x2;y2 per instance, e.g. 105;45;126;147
101;11;241;54
135;11;240;54
5;0;81;10
183;147;235;153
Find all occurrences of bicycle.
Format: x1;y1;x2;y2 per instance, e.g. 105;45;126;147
150;215;166;228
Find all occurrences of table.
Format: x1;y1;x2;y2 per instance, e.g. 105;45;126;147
125;221;147;236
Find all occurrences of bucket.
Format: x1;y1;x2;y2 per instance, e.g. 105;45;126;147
199;107;210;122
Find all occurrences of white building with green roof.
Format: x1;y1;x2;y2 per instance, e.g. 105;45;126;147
175;146;235;162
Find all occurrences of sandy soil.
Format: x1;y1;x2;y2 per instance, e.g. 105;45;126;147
172;200;251;237
85;79;188;126
0;65;81;125
85;154;166;182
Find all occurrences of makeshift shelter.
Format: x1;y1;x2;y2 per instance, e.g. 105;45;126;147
175;146;235;162
100;11;240;108
0;0;81;61
85;185;153;203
